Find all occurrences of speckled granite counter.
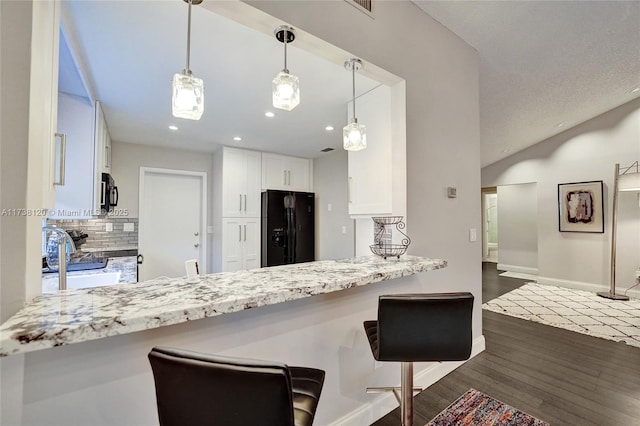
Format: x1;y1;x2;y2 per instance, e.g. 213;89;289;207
0;256;446;357
41;256;138;292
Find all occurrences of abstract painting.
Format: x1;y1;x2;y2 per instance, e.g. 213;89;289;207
558;180;604;233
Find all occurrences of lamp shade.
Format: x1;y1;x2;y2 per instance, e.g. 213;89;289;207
272;71;300;111
343;121;367;151
618;172;640;192
172;73;204;120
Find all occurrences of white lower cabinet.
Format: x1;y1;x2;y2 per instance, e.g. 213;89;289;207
221;218;260;272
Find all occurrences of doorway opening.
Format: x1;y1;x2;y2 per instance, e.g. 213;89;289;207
482;188;498;263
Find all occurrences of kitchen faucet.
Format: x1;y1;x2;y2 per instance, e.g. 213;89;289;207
42;226;76;291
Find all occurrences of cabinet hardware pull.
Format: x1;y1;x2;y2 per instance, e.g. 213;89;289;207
244;194;247;211
239;194;242;211
54;133;66;186
238;225;241;242
243;224;247;242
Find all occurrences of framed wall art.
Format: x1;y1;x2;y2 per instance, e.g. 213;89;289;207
558;180;604;233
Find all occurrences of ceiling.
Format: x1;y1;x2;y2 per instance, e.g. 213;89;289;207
415;1;640;167
62;1;640;166
60;1;380;159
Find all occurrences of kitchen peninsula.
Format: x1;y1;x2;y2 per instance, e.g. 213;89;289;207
0;256;484;425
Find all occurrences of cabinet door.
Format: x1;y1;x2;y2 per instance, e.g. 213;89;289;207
286;157;312;192
222;148;246;217
243;150;262;217
262;153;287;190
242;218;261;270
222;218;244;272
347;85;393;216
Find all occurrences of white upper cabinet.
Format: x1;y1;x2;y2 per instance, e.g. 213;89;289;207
347;84;394;217
221;147;261;217
94;100;111;174
262;153;313;192
52;93;95;218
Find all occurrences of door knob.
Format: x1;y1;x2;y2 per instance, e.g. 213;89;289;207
194;232;199;236
194;243;200;248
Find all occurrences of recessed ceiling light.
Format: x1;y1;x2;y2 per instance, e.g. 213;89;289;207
631;87;640;94
233;136;242;141
169;125;178;131
265;111;275;118
325;126;334;131
557;121;566;128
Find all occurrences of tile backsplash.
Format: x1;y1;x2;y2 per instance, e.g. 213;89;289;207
46;218;138;252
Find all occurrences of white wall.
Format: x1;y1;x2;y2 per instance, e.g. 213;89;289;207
483;98;640;291
244;0;482;336
110;141;215;272
313;150;355;260
496;183;538;273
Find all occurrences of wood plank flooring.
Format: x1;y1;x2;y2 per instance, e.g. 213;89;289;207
371;263;640;426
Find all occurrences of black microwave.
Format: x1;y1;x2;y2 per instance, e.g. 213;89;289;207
101;172;118;214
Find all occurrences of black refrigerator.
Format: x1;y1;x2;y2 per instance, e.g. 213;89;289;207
261;190;315;267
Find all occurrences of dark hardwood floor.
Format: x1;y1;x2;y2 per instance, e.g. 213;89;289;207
372;263;640;426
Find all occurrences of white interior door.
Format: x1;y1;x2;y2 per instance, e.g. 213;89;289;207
139;168;207;281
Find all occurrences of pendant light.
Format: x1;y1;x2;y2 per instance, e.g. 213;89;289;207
172;0;204;120
272;26;300;111
343;58;366;151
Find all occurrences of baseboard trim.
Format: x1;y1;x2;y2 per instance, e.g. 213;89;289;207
537;276;640;299
497;264;538;275
327;335;486;426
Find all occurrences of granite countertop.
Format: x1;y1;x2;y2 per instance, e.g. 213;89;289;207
0;256;446;357
42;256;138;292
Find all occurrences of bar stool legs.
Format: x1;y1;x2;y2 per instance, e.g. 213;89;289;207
365;361;420;426
401;362;413;426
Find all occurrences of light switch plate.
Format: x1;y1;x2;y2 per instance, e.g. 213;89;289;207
469;228;477;242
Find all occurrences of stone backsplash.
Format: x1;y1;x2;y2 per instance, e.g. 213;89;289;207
46;218;138;252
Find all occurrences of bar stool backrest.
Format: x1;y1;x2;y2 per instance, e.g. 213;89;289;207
148;346;294;426
377;292;474;362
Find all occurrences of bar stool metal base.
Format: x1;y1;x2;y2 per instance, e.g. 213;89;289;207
365;362;420;426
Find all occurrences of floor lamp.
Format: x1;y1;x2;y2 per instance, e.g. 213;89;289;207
597;161;640;301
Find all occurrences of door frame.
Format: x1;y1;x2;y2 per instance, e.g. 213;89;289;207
138;167;208;279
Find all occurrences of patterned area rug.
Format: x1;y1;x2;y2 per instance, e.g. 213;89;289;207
483;282;640;348
426;388;549;425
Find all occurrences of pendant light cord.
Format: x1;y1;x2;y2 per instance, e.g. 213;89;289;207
352;61;357;123
185;0;192;73
283;30;289;72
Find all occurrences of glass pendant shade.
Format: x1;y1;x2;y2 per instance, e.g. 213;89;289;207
172;73;204;120
272;71;300;111
343;120;367;151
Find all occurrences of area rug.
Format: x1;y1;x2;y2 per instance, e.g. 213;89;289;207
483;282;640;348
426;388;549;426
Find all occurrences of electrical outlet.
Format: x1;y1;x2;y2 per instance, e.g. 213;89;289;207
123;223;134;232
105;223;113;232
327;203;332;212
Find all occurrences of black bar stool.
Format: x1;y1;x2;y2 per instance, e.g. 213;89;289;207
148;346;325;426
363;292;474;426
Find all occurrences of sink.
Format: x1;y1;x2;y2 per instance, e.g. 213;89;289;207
42;272;122;292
